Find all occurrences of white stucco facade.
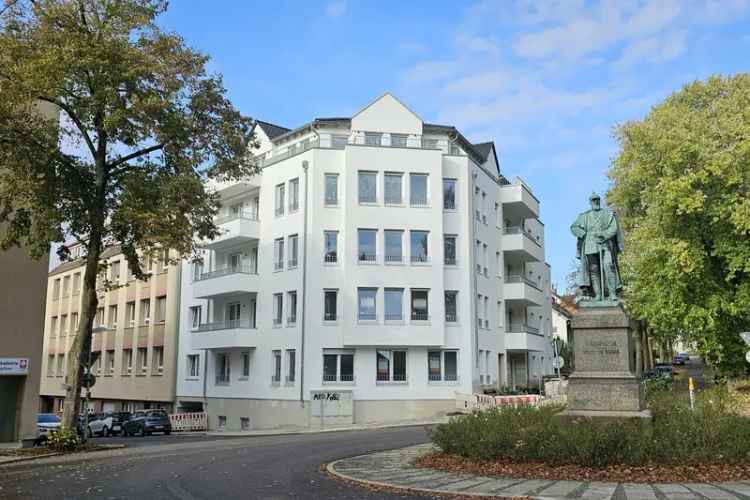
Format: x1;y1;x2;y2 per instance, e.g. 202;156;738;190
175;94;554;430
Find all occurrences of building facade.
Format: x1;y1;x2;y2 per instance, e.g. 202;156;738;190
175;94;554;430
39;245;180;414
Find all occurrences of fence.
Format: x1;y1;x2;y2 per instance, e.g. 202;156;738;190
169;412;207;431
455;392;542;412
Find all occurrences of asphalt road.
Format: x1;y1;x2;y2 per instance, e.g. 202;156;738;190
0;426;435;500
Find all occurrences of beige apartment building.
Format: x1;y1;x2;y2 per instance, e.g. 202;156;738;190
39;245;180;414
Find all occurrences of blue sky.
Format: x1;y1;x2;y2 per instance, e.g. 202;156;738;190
159;0;750;290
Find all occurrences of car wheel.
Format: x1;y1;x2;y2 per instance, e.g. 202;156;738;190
102;426;109;437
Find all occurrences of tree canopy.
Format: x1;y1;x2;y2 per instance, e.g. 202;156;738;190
608;74;750;376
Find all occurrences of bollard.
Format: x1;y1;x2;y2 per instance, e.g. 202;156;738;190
688;377;695;410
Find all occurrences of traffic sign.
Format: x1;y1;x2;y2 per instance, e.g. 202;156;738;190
82;372;96;389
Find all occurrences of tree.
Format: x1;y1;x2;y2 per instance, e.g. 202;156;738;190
608;74;750;377
0;0;256;429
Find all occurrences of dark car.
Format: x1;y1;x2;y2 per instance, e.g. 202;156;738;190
672;355;686;366
110;412;132;436
654;363;674;378
123;409;171;436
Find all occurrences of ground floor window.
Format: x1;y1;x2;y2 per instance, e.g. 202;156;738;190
428;350;458;382
323;351;354;383
272;350;282;383
376;350;407;382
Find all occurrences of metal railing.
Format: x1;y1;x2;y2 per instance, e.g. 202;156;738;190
196;266;257;281
411;311;429;321
271;375;281;384
444;257;457;266
358;312;377;321
324;253;338;263
323;312;338;321
287;258;298;268
323;373;355;383
215;209;258;225
503;226;542;247
286;316;297;324
445;313;457;322
508;323;541;335
411;255;429;263
385;254;403;263
274;261;283;271
192;320;256;332
273;318;282;326
358;253;377;263
504;275;542;291
384;313;403;321
274;207;284;217
410;197;429;208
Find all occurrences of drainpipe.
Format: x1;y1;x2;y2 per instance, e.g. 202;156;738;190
299;160;309;406
470;169;480;385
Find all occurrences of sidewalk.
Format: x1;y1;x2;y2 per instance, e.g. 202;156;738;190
328;444;750;499
205;418;444;437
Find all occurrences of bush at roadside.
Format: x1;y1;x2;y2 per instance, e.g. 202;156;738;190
431;386;750;467
45;427;81;452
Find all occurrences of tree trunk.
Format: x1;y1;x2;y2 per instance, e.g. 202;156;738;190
634;320;643;377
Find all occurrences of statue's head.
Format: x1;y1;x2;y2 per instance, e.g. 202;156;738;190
589;192;601;210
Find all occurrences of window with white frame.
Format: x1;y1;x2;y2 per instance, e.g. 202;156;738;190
123;349;133;375
241;351;250;378
384;288;403;321
156;296;167;323
376;350;407;382
108;305;117;329
140;299;150;324
275;183;285;216
137;347;148;374
50;316;58;337
410;173;428;207
273;293;283;326
95;307;104;327
364;132;382;146
289;178;299;212
216;352;230;384
52;278;60;300
484;297;489;329
70;313;78;333
152;346;163;373
190;306;201;329
358;229;377;262
110;260;121;282
272;350;282;383
445;291;458;322
444;235;457;265
192;261;203;281
57;354;65;376
391;133;407;147
288;234;299;268
286;349;296;383
384;172;403;205
411;289;429;321
324;174;338;206
60;315;67;336
482;244;488;276
410;230;429;263
324;231;338;263
47;355;54;377
187;354;200;378
324;289;338;321
287;291;297;324
274;238;284;271
357;288;377;321
428;350;458;382
105;349;115;375
62;275;70;297
358;171;377;203
323;350;354;383
443;178;456;210
384;230;403;263
72;272;81;294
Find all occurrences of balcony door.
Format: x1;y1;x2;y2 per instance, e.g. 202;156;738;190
227;302;241;328
229;253;243;272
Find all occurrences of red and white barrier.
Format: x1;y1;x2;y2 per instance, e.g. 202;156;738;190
455;392;541;412
169;412;207;431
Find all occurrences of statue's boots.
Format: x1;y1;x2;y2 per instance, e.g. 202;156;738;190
591;274;603;301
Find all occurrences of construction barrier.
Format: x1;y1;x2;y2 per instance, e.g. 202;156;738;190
169;412;207;431
455;392;541;412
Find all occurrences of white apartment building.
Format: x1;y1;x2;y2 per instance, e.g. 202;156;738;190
175;93;553;430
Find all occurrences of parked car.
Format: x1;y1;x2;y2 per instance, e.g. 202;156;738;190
678;352;690;361
109;412;132;436
654;363;674;378
87;413;114;437
35;413;61;445
122;409;172;436
672;355;686;366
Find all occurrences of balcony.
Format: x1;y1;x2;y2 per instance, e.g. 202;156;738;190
500;177;539;220
502;227;544;262
193;266;259;299
503;275;544;306
203;211;259;251
191;320;257;350
506;324;548;352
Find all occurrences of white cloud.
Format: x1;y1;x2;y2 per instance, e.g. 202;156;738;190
325;0;346;18
613;31;686;70
443;71;510;96
403;60;463;85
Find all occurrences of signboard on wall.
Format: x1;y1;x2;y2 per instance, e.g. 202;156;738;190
0;358;29;375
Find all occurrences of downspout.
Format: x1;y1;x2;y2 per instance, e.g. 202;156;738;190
299;160;310;406
470;169;480;387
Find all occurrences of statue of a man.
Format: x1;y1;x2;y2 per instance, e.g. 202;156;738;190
570;192;624;303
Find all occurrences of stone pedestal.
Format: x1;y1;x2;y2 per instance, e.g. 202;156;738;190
563;306;650;419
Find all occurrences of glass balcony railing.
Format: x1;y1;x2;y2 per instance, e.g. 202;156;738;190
504;275;542;291
193;320;256;332
196;265;257;281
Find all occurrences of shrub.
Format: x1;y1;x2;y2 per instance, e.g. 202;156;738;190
45;427;81;452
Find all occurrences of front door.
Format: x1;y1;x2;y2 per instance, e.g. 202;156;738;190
227;302;241;328
0;377;22;442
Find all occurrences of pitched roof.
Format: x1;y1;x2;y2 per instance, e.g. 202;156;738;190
255;120;290;140
472;142;494;161
48;245;122;277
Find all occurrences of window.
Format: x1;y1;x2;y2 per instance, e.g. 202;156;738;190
62;276;70;297
107;305;118;329
53;279;60;300
428;351;458;382
72;273;81;294
273;293;283;326
445;291;458;322
410;230;429;263
241;351;250;378
110;261;121;282
57;354;65;376
286;350;296;383
192;261;203;281
272;350;282;383
384;230;403;263
289;178;299;212
274;238;284;271
443;178;456;210
140;299;150;324
444;235;457;265
187;354;200;378
484;296;489;329
95;307;104;327
156;296;167;323
47;355;54;377
358;171;377;204
324;174;338;206
483;244;488;276
50;316;58;337
324;231;338;263
287;291;298;324
123;349;133;374
105;350;115;375
376;350;407;382
137;348;148;374
384;288;403;321
288;234;299;268
391;133;407;147
323;351;354;383
410;173;428;207
190;306;202;329
324;290;338;321
384;173;403;205
365;132;382;146
411;289;429;321
358;288;377;321
358;229;377;262
70;313;78;334
124;302;135;327
59;315;67;336
216;353;230;385
275;183;285;216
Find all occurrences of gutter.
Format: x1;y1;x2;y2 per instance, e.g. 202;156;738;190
299;160;310;406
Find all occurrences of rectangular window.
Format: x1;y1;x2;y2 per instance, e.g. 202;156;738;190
324;231;338;263
483;244;488;276
192;261;203;281
273;293;283;326
323;351;355;383
411;289;429;321
376;350;407;382
59;315;67;336
216;353;230;384
241;351;250;378
358;229;377;262
62;276;70;297
289;178;299;212
107;305;118;329
110;261;121;282
384;288;403;321
286;350;296;383
410;230;429;263
324;290;338;321
50;316;58;337
70;313;78;334
123;349;133;374
274;238;284;271
156;296;167;323
445;291;458;322
384;173;403;205
428;350;458;382
125;302;135;327
72;273;81;294
410;173;428;207
272;350;282;383
358;171;377;204
287;291;297;324
187;354;200;378
443;178;456;210
275;183;285;216
357;288;377;321
288;234;299;268
53;279;60;300
47;355;55;377
365;132;382;146
444;235;457;265
391;133;407;147
137;347;148;373
95;307;104;327
140;299;150;324
384;230;403;263
57;354;65;376
190;306;202;329
484;296;489;329
104;350;114;375
324;174;338;206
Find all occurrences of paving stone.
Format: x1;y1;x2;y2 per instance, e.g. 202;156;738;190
386;471;454;486
462;478;526;494
715;482;750;498
495;479;553;496
399;473;468;488
436;477;497;492
580;482;619;500
538;480;586;498
653;484;701;500
685;484;739;500
622;483;657;500
361;469;442;482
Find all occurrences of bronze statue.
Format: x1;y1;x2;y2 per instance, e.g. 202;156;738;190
570;192;623;305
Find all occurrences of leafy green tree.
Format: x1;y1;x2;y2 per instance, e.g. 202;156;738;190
608;74;750;376
0;0;256;429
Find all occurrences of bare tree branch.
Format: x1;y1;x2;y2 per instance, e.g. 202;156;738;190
37;95;97;159
107;142;165;174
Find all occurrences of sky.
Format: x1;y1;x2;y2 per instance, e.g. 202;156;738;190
158;0;750;290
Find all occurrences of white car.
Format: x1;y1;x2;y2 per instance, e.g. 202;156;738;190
36;413;61;444
87;412;114;437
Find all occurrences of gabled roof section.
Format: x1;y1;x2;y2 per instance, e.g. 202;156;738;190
255;120;290;140
351;92;422;135
472;141;500;175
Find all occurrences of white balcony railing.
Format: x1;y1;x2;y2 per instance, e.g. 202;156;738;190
193;320;256;332
215;209;258;225
196;265;257;281
504;275;542;291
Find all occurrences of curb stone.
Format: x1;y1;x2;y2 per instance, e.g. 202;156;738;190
0;443;126;466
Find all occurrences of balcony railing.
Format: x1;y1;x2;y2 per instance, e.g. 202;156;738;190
286;316;297;325
358;312;377;321
384;312;403;321
385;254;403;263
323;312;338;321
503;226;542;247
274;261;283;271
508;323;541;335
215;209;258;225
215;375;230;385
197;265;257;281
193;320;256;332
324;253;338;263
410;197;429;208
323;373;355;383
411;255;429;263
411;311;429;321
358;253;377;263
288;258;298;268
445;313;457;322
504;275;542;291
444;257;457;266
273;318;282;326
